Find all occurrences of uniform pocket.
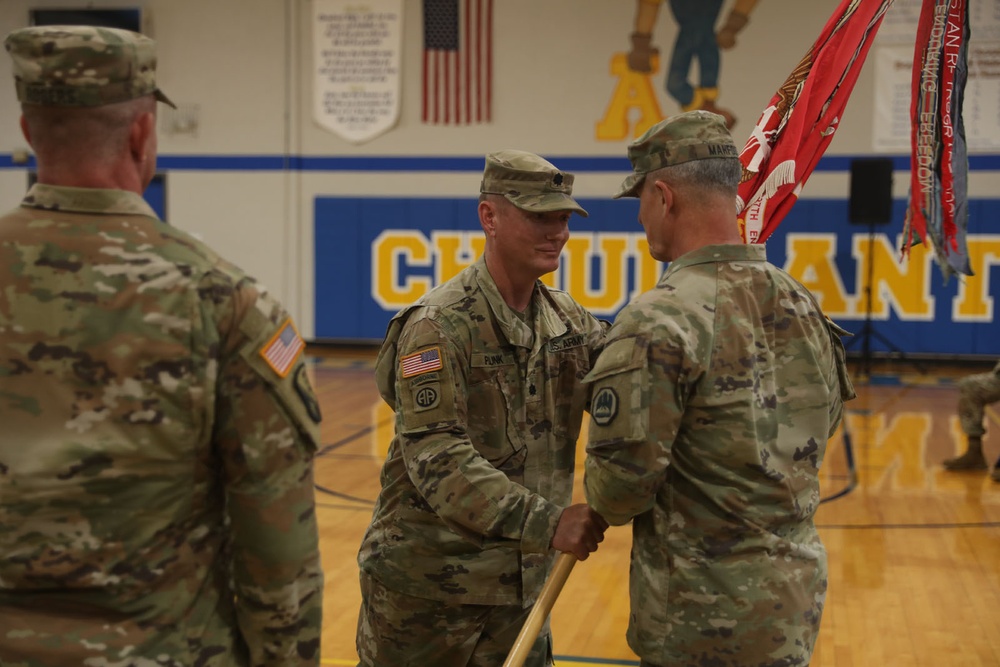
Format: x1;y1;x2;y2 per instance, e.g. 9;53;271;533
824;318;856;402
547;346;591;441
467;367;525;474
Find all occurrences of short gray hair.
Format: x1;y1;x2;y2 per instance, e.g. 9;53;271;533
648;157;741;197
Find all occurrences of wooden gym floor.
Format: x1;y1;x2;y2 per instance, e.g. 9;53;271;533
308;347;1000;666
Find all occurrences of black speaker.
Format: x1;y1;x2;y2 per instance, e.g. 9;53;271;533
849;158;893;225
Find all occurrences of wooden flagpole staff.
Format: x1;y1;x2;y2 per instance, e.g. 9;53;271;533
502;552;578;667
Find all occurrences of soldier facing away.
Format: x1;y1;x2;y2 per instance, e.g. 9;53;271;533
0;25;323;666
583;111;855;667
356;151;609;666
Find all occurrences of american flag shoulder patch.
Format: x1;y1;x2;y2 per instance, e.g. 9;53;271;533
259;318;305;378
400;346;443;378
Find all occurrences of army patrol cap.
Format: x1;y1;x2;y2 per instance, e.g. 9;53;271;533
481;150;589;218
4;25;175;108
614;110;739;199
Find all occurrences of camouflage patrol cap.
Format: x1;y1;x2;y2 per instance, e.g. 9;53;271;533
481;150;589;218
4;25;175;108
614;110;738;199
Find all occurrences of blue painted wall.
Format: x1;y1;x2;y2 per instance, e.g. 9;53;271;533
315;195;1000;356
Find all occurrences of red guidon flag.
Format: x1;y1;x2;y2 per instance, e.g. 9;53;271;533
737;0;895;244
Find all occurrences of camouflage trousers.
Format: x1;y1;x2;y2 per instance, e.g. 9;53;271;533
957;367;1000;437
356;572;553;667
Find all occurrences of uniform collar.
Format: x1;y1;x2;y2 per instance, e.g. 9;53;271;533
20;183;161;219
661;243;766;282
473;255;569;349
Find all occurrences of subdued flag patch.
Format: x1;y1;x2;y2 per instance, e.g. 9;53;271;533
401;347;443;378
260;318;305;378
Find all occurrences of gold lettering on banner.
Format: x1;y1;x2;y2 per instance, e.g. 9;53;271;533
371;230;992;321
372;230;431;309
852;234;935;320
371;230;653;314
432;231;485;284
562;234;630;312
633;237;663;298
784;234;850;316
953;236;1000;322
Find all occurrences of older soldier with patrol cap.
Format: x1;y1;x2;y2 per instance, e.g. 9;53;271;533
0;25;323;666
583;111;855;667
356;150;610;666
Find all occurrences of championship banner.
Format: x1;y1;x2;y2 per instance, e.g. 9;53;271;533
313;0;403;143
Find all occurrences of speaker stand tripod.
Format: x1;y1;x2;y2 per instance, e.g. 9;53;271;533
845;219;925;379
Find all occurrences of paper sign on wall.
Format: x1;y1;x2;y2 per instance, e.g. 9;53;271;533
873;0;1000;152
313;0;403;143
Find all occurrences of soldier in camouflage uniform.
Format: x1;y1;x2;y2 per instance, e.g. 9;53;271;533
356;151;609;666
583;111;856;667
942;360;1000;482
0;26;323;666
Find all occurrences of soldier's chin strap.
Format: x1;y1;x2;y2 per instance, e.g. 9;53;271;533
502;552;578;667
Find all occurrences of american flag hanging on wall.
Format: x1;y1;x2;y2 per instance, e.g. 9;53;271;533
422;0;493;124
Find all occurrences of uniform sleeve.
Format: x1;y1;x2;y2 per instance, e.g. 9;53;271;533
391;315;561;555
211;279;323;666
824;317;857;437
583;326;678;526
583;312;611;414
589;313;612;363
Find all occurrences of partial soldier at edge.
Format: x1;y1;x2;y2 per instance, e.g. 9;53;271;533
0;25;323;666
942;359;1000;482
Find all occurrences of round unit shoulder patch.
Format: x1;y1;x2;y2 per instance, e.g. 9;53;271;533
591;386;619;426
294;365;322;423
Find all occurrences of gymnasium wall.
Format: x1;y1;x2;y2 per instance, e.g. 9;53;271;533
1;0;997;356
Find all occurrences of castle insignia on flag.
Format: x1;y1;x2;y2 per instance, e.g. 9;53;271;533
401;347;443;378
260;318;305;378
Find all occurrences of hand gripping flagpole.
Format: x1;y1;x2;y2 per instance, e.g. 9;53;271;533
502;552;578;667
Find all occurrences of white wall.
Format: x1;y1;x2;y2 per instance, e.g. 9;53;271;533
293;0;844;156
1;0;995;337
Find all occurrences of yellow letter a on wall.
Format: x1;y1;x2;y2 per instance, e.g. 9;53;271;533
595;54;664;141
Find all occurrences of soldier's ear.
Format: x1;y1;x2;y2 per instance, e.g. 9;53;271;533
478;199;498;237
653;179;673;218
128;111;155;163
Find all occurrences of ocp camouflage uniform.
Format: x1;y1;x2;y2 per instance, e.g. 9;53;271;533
0;184;324;666
584;243;854;667
957;361;1000;437
357;255;606;665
